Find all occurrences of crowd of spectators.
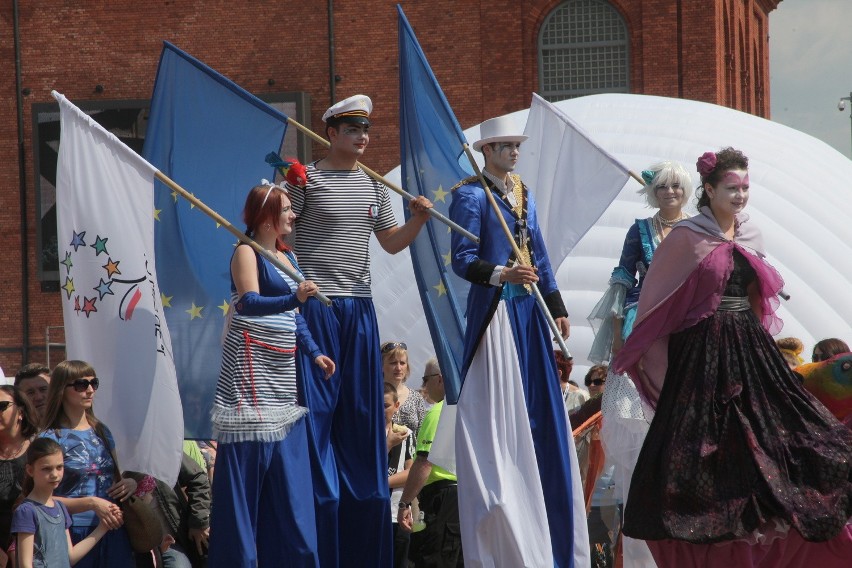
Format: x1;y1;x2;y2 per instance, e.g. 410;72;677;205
0;334;845;566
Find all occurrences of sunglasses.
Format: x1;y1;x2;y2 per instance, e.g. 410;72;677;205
422;373;440;382
66;378;100;392
0;401;14;413
812;349;838;362
586;379;606;387
381;342;407;354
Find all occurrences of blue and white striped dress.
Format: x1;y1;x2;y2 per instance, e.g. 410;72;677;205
213;250;312;444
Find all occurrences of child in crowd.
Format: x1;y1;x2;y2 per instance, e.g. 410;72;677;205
385;383;413;568
12;438;109;568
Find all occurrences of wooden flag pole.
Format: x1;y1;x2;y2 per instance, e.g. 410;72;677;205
153;170;333;307
461;144;571;359
285;117;479;244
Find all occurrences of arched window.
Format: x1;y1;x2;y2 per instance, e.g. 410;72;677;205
538;0;629;101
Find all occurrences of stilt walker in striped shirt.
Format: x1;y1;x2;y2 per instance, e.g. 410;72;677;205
287;94;433;568
209;182;335;568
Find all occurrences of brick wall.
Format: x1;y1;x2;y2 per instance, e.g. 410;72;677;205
0;0;781;374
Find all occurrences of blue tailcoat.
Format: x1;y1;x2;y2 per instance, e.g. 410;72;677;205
449;176;566;383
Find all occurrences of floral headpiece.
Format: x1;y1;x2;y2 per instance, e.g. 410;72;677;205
696;152;717;178
641;170;656;185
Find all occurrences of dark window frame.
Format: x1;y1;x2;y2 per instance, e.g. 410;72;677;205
31;92;311;285
537;0;630;102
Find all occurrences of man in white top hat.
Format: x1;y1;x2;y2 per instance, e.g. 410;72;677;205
447;115;589;566
286;93;432;568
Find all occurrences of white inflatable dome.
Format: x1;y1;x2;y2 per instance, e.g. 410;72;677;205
370;93;852;380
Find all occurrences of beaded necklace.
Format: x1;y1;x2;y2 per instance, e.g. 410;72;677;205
653;211;688;236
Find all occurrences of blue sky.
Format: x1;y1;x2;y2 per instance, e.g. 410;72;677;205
770;0;852;159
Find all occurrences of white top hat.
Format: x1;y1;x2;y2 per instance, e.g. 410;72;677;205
322;94;373;124
472;115;528;151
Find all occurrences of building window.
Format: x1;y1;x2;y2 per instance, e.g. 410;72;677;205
31;92;310;285
31;100;150;287
257;92;312;163
538;0;629;101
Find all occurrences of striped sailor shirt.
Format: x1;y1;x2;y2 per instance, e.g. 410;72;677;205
288;163;397;297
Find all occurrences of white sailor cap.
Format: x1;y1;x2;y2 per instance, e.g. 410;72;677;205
322;94;373;126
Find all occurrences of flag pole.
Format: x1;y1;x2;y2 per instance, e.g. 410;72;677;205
153;170;333;307
285;117;479;244
461;144;571;359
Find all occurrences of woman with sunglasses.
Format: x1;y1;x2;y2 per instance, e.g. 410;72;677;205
588;160;693;567
381;342;427;436
0;386;38;559
584;365;607;398
614;148;852;566
812;337;850;363
38;360;135;567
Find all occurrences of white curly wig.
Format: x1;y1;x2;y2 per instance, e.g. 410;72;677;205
638;160;694;208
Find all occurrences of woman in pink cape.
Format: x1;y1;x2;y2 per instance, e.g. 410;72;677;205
613;148;852;567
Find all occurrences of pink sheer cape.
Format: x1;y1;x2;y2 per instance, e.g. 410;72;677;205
612;210;783;409
613;208;852;564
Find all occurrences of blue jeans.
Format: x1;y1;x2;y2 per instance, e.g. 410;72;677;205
161;544;193;568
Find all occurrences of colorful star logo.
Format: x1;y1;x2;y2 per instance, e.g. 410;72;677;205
61;252;73;275
90;235;109;256
62;229;149;322
81;296;98;318
62;277;75;299
94;278;114;301
102;258;121;278
70;231;87;251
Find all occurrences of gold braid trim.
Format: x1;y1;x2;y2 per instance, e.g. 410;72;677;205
452;173;533;289
450;175;480;192
509;174;533;279
333;110;369;118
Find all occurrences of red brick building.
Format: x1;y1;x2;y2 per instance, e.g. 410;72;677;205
0;0;781;373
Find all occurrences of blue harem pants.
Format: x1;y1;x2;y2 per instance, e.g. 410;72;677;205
298;297;391;568
207;419;318;568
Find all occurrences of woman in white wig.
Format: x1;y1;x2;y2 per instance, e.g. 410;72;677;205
587;160;693;568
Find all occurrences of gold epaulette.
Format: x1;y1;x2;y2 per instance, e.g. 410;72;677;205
450;175;480;192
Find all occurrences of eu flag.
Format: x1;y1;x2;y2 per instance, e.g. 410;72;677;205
398;6;472;403
143;42;288;437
